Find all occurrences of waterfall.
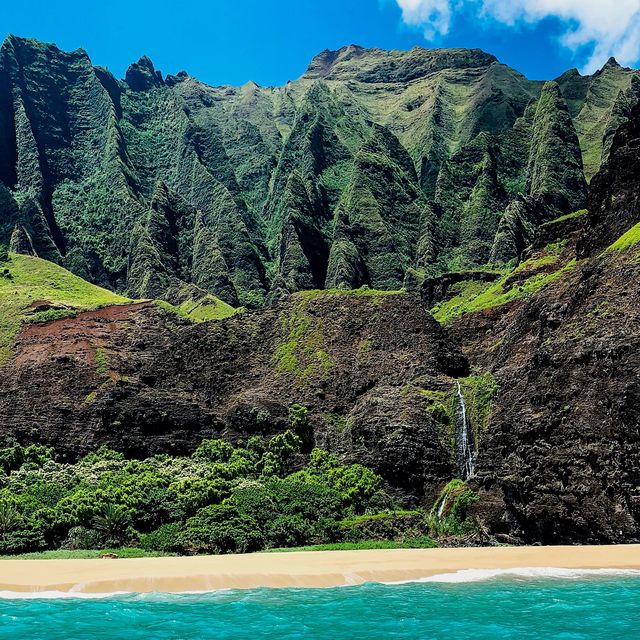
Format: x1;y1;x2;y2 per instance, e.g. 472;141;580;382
455;381;475;479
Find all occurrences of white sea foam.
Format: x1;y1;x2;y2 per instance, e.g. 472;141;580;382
1;568;639;598
382;567;640;584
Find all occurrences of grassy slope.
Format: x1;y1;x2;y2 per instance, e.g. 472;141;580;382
0;254;130;364
573;66;638;181
606;222;640;252
156;295;239;323
431;250;575;324
0;253;239;365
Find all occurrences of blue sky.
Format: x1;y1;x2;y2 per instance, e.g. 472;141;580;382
1;0;638;86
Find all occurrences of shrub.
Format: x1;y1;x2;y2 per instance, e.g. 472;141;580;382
429;479;480;536
326;464;383;513
92;504;135;547
139;523;181;552
62;526;102;550
288;404;312;446
0;443;54;474
268;430;302;460
176;504;263;554
193;439;234;463
339;511;429;543
169;477;226;517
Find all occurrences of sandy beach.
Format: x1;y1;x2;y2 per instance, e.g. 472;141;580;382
0;545;639;594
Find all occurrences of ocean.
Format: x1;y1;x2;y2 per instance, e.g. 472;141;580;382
1;569;639;639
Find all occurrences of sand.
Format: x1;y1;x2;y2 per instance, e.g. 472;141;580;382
1;545;639;594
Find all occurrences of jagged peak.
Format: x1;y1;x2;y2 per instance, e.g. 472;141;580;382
0;34;89;62
165;70;189;86
540;79;562;96
556;67;582;80
125;55;164;91
303;44;368;77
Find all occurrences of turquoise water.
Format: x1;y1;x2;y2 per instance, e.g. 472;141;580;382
1;574;639;639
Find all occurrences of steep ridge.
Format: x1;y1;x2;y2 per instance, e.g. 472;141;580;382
1;37;636;306
557;58;639;180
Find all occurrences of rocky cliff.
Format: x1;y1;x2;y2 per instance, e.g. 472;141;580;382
0;39;639;545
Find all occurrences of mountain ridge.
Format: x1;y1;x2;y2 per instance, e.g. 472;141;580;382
0;36;639;546
0;36;635;309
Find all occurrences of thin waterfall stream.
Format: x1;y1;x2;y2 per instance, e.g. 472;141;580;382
455;381;475;479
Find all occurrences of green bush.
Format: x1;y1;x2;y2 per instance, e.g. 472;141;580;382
338;511;432;543
0;443;54;474
62;526;102;550
176;504;263;554
192;439;234;463
169;477;226;517
0;432;429;556
429;479;480;536
139;523;181;552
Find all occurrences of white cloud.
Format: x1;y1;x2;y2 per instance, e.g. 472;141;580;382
395;0;453;38
394;0;640;72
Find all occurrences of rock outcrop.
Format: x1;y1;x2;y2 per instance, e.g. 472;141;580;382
0;292;467;504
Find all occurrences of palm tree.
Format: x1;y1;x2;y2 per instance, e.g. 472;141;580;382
0;503;21;535
93;505;131;546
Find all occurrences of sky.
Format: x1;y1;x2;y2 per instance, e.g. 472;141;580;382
1;0;639;86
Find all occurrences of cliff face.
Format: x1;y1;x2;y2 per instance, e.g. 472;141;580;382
0;290;467;504
0;37;635;306
0;38;640;545
443;100;640;543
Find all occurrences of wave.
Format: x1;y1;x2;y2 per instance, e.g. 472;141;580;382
383;567;640;584
1;567;639;598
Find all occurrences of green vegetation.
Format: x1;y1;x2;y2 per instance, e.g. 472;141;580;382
177;297;238;322
606;222;640;253
459;373;499;439
3;38;625;307
265;539;437;552
94;348;108;375
155;295;239;323
0;435;407;556
0;548;173;560
558;61;640;180
296;286;404;300
431;256;576;323
274;298;331;382
541;209;588;227
419;388;456;455
428;479;479;537
0;254;129;364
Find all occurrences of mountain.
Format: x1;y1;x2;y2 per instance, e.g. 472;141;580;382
0;38;639;546
1;37;636;307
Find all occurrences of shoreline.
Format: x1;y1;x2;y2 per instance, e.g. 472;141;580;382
1;545;640;594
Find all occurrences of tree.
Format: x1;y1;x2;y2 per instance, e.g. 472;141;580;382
193;439;234;463
0;503;21;535
92;505;133;547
